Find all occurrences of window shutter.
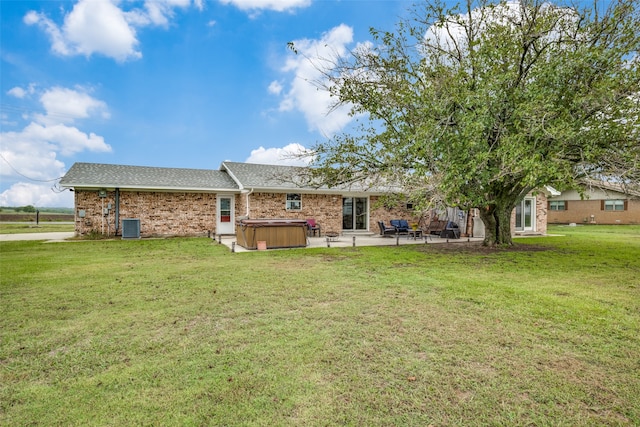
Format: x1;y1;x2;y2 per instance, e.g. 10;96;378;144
601;200;605;210
547;201;550;209
624;200;628;211
564;201;568;210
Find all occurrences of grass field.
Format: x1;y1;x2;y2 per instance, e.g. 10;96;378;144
1;225;639;426
0;211;73;224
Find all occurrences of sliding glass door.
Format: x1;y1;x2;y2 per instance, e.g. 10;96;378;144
342;197;368;231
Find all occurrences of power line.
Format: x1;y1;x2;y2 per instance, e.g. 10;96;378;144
0;153;63;183
0;103;99;122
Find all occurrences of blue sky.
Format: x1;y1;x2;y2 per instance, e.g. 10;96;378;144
1;0;410;207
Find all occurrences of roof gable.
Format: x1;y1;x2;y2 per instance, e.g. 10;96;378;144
221;161;310;191
221;161;391;194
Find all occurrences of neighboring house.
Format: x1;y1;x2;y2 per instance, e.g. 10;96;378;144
59;161;554;238
548;181;640;225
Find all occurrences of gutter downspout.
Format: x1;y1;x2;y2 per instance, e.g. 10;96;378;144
115;188;120;236
245;188;254;218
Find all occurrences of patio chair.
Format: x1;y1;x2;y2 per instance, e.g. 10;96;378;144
378;221;397;237
390;219;409;234
428;219;447;235
306;219;321;237
441;221;461;239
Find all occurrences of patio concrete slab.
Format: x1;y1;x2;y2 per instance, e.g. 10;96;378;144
216;233;484;253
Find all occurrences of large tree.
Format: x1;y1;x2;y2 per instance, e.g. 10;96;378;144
302;0;639;245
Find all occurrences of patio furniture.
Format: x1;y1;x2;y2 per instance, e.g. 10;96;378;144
325;231;339;242
440;221;461;239
306;219;321;237
427;219;448;235
390;219;409;235
378;221;397;236
407;229;423;240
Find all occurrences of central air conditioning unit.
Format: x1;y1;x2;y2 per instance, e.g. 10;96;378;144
121;218;140;239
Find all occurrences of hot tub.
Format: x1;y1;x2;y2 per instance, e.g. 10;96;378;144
236;219;308;250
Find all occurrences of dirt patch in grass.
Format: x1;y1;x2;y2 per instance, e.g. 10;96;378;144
418;241;552;254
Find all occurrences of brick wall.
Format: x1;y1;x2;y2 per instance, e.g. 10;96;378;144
548;199;640;224
74;190;217;237
509;193;548;235
75;190;419;238
246;193;414;235
247;192;344;234
369;196;417;233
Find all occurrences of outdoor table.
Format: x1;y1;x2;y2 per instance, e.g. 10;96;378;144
325;232;339;242
408;229;423;240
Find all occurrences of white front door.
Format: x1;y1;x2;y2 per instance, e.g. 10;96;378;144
515;197;535;232
216;195;235;235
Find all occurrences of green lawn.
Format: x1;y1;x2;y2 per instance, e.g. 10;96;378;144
1;225;639;426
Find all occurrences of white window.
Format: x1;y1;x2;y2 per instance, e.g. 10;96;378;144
286;193;301;210
550;200;566;211
604;200;625;211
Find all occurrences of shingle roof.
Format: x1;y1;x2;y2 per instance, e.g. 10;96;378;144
60;161;392;194
583;179;640;198
59;162;238;191
221;161;390;193
221;161;312;190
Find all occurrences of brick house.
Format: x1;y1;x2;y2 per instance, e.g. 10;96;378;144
59;162;412;238
59;161;554;238
548;181;640;225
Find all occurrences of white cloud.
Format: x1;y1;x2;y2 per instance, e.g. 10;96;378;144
219;0;311;13
8;84;37;99
277;24;357;136
23;10;71;56
0;182;73;208
127;0;192;27
24;0;202;62
25;2;140;62
0;86;111;207
423;1;577;58
37;87;110;125
8;87;26;99
4;122;111;157
268;80;283;95
0;139;66;182
245;143;313;166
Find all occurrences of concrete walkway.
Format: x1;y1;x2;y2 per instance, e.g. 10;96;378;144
217;233;484;253
0;232;75;242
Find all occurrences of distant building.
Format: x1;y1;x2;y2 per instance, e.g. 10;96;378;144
548;181;640;225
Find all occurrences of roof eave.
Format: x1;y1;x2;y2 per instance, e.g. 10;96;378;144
61;184;239;192
247;185;389;195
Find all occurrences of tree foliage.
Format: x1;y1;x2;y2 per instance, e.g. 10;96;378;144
305;0;639;245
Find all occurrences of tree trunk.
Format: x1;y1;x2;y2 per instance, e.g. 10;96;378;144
479;203;513;246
